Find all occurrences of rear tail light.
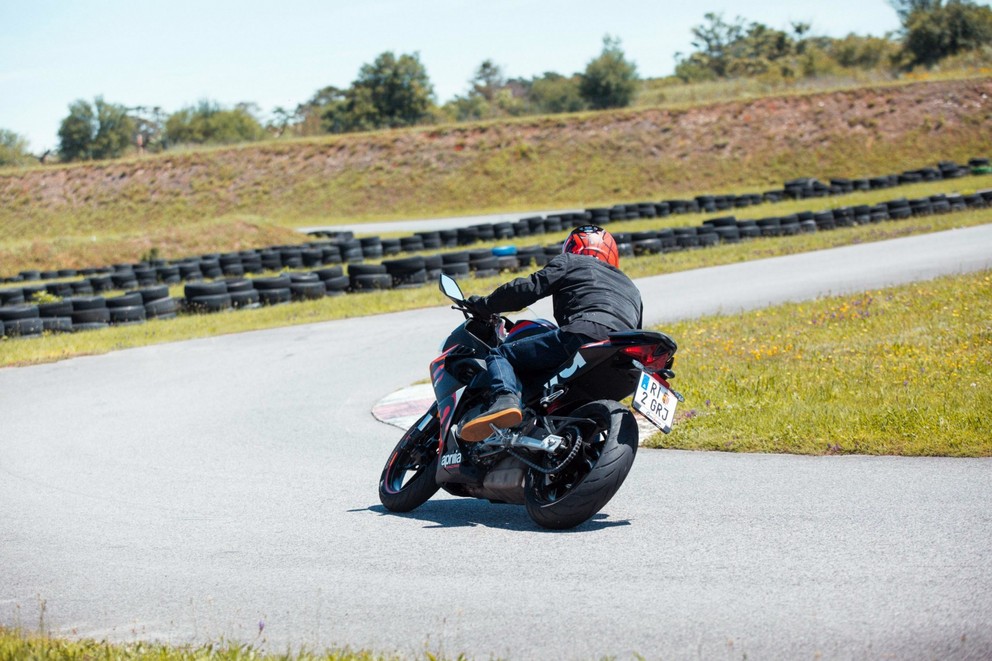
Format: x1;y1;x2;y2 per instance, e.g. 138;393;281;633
620;344;674;373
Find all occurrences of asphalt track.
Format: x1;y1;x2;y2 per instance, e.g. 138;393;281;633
2;225;991;659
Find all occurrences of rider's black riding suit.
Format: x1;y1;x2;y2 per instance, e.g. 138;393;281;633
476;251;643;399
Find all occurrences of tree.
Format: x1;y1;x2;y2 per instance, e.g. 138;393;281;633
267;107;292;137
58;97;135;162
288;86;346;136
442;93;492;122
443;59;529;120
901;0;992;66
674;13;905;82
527;73;586;114
346;51;434;129
675;14;806;81
889;0;941;24
828;34;902;70
128;105;167;153
471;59;506;102
164;100;266;146
680;13;747;79
579;36;639;110
0;129;34;167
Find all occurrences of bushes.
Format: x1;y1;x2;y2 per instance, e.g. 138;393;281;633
903;0;992;67
579;36;639;110
164;101;267;147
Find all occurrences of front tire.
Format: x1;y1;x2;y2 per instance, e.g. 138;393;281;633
524;400;638;530
378;405;441;512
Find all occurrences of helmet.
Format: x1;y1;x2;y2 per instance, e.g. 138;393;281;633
562;225;620;267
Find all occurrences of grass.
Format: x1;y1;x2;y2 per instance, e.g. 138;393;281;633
644;269;992;456
0;626;413;661
0;216;304;279
633;67;991;109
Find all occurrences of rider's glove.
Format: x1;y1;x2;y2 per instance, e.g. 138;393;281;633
463;295;492;317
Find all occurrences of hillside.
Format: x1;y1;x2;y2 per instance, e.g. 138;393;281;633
1;77;990;272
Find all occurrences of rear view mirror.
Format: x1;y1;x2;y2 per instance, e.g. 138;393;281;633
439;273;464;301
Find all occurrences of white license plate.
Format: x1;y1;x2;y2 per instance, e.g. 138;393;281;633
633;372;678;433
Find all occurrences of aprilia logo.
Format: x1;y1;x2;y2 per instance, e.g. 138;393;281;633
441;451;462;468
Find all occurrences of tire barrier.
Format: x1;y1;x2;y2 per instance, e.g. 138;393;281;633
1;159;990;340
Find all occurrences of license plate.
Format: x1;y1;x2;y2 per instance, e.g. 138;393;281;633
633;372;678;433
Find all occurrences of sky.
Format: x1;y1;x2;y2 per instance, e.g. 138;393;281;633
0;0;905;153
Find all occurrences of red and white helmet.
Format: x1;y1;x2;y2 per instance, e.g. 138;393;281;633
562;225;620;267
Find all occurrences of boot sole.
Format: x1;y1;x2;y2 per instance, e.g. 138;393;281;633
459;407;523;442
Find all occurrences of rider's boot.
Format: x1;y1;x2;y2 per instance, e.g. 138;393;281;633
460;393;522;442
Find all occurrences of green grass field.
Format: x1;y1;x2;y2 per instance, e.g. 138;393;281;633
645;269;992;456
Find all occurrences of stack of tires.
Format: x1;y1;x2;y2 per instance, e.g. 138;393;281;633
185;279;262;312
415;231;444;250
106;292;148;325
382;257;429;288
515;245;547;268
631;231;663;255
140;286;180;319
314;267;350;296
468;250;500;278
491;246;519;272
756;218;782;237
251;275;293;305
348;264;392;292
441;252;471;278
70;297;111;332
38;300;73;333
288;272;326;300
0;305;44;338
184;281;235;313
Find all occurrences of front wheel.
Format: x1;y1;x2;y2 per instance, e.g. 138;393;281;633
378;405;441;512
524;400;638;530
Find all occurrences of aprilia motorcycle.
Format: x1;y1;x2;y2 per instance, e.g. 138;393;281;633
378;274;682;529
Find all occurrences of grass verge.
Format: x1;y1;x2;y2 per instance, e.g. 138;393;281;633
0;626;409;661
644;269;992;456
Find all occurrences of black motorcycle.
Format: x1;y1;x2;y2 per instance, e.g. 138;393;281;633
378;274;682;529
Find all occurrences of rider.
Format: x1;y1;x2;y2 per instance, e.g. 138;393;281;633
459;225;643;442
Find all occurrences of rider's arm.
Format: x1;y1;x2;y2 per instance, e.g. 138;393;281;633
482;253;568;314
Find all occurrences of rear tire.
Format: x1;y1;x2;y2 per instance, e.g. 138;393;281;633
524;400;638;530
379;404;441;513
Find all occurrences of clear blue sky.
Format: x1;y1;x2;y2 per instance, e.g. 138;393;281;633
0;0;904;153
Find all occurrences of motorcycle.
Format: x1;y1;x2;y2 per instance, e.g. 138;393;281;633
378;273;682;529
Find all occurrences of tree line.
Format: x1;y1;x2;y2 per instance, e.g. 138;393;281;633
673;0;992;82
1;0;989;167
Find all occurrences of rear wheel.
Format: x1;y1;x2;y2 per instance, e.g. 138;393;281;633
379;405;441;512
524;400;638;530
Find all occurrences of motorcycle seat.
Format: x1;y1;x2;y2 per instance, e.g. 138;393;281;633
607;330;678;353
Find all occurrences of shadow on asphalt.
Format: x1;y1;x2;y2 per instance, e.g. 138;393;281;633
352;501;631;532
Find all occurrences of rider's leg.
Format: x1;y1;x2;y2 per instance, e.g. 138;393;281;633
460;329;586;442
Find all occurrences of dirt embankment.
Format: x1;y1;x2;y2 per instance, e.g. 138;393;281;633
1;78;990;239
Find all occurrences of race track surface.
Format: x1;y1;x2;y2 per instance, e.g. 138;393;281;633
2;225;991;659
